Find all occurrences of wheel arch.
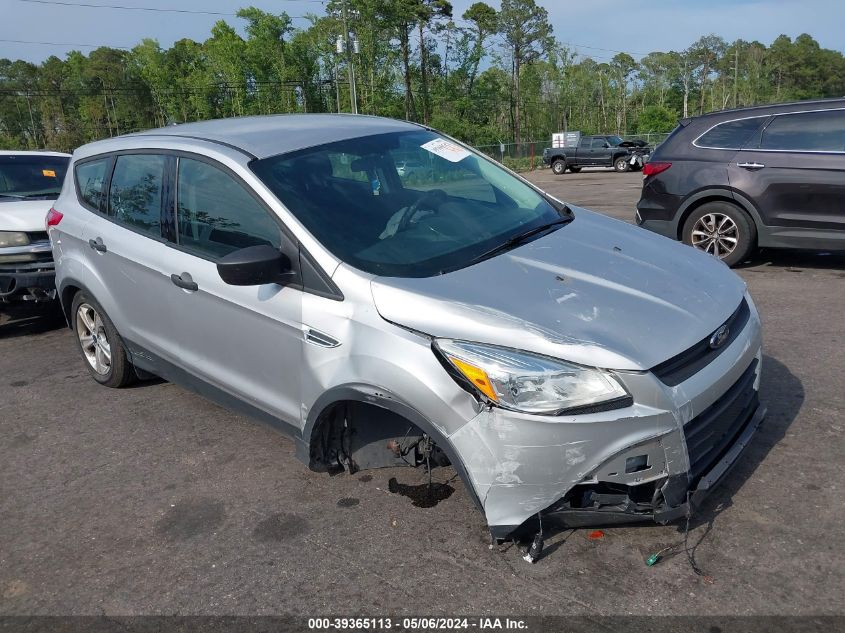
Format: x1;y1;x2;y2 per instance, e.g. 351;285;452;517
298;383;483;513
675;188;763;241
57;276;86;327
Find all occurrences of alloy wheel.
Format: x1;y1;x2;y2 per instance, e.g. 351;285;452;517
691;213;739;259
76;303;112;375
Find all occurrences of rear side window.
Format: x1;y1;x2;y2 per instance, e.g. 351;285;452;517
108;154;165;238
175;158;280;259
696;117;767;149
759;110;845;152
75;158;110;211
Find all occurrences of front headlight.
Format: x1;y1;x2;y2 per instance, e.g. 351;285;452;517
0;231;30;248
434;339;630;415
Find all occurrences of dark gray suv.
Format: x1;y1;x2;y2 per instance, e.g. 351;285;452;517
636;98;845;266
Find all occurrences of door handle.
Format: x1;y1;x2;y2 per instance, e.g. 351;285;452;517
737;161;765;170
170;273;198;291
88;237;107;252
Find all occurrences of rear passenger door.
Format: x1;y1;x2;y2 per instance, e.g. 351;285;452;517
81;152;179;365
729;108;845;232
162;155;303;427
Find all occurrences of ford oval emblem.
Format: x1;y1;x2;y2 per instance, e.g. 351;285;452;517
709;325;730;349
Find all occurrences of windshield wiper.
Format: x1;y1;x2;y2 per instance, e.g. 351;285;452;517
466;217;572;267
0;192;59;200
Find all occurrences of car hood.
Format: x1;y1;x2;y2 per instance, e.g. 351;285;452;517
0;199;53;231
370;208;746;371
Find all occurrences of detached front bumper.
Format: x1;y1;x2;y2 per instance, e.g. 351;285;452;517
448;299;764;540
0;241;56;301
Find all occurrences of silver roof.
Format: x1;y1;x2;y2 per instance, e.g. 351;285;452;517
131;114;423;159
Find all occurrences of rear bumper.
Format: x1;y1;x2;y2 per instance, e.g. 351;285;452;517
636;217;677;239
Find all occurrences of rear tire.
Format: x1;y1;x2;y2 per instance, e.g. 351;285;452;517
568;166;582;173
71;291;135;388
551;160;566;175
681;201;757;267
614;157;630;172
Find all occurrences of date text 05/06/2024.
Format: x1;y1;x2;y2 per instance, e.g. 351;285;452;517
308;617;529;630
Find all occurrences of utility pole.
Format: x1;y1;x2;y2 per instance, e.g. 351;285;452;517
339;0;358;114
733;45;739;108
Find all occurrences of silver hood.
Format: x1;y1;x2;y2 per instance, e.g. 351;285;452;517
370;208;747;371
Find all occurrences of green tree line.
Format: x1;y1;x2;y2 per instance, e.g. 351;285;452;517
2;0;845;153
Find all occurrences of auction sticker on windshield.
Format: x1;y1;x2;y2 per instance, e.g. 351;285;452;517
421;138;470;163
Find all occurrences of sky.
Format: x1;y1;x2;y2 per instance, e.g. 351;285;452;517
2;0;845;64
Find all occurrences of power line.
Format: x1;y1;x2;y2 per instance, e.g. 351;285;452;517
561;41;651;58
15;0;322;13
13;0;314;19
0;37;131;49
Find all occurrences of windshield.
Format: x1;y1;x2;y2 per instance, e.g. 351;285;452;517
607;136;624;147
251;130;566;277
0;155;69;201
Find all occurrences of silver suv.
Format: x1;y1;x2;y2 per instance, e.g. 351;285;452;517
50;115;765;542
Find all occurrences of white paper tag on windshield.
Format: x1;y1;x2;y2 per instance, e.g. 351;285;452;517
421;138;470;163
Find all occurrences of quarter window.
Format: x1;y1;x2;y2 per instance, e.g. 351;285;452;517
175;158;280;259
75;158;110;211
108;154;165;237
696;117;767;149
759;110;845;152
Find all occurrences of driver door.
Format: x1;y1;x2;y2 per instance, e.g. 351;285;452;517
594;138;614;166
162;155;304;428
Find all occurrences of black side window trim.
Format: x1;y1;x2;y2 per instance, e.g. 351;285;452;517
72;148;343;301
75;150;172;247
693;115;770;150
107;153;168;239
171;153;286;260
753;109;845;153
171;150;343;301
73;154;114;214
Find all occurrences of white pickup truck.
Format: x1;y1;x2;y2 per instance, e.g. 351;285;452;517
1;150;71;303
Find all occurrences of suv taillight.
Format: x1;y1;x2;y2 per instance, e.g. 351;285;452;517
46;208;63;229
642;161;671;177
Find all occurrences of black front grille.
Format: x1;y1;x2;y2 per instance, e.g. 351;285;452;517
652;298;750;386
684;358;758;482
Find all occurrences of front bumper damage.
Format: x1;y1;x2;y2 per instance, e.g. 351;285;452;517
0;240;56;302
448;301;764;540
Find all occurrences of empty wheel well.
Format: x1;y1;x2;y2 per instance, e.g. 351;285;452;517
676;196;753;240
307;400;449;474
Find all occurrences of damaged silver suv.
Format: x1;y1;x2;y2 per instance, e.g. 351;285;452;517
50;115;765;541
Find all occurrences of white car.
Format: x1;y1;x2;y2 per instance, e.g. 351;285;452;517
0;150;71;303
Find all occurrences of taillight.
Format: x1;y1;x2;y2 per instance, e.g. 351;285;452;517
642;161;671;177
46;208;64;229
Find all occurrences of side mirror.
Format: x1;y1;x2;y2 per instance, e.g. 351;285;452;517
217;244;295;286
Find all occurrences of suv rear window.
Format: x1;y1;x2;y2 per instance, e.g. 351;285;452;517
759;109;845;152
696;117;767;149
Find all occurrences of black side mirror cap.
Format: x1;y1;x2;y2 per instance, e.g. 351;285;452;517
217;244;295;286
